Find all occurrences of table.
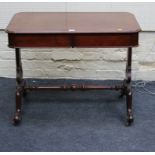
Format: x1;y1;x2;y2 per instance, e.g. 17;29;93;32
6;12;141;126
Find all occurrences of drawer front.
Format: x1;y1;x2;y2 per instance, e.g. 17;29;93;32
73;33;139;47
8;34;71;48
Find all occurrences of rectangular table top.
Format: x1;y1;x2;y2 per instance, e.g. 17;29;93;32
6;12;141;34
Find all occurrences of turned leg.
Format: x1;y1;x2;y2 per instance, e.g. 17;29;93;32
13;89;22;125
13;48;24;125
126;86;133;126
125;47;134;126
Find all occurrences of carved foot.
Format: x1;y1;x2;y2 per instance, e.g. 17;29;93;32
126;118;134;126
12;109;22;126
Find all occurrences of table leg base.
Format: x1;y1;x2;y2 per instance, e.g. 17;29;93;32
12;47;134;126
126;117;134;126
13;82;134;126
12;111;22;126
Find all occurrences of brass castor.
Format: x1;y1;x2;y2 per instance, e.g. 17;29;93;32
12;113;22;126
126;117;134;126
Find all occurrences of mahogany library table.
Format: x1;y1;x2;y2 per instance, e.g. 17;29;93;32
6;12;141;126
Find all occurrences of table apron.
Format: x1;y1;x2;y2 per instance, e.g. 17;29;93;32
8;33;139;48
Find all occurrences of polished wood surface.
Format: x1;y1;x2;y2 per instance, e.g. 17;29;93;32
6;12;140;33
